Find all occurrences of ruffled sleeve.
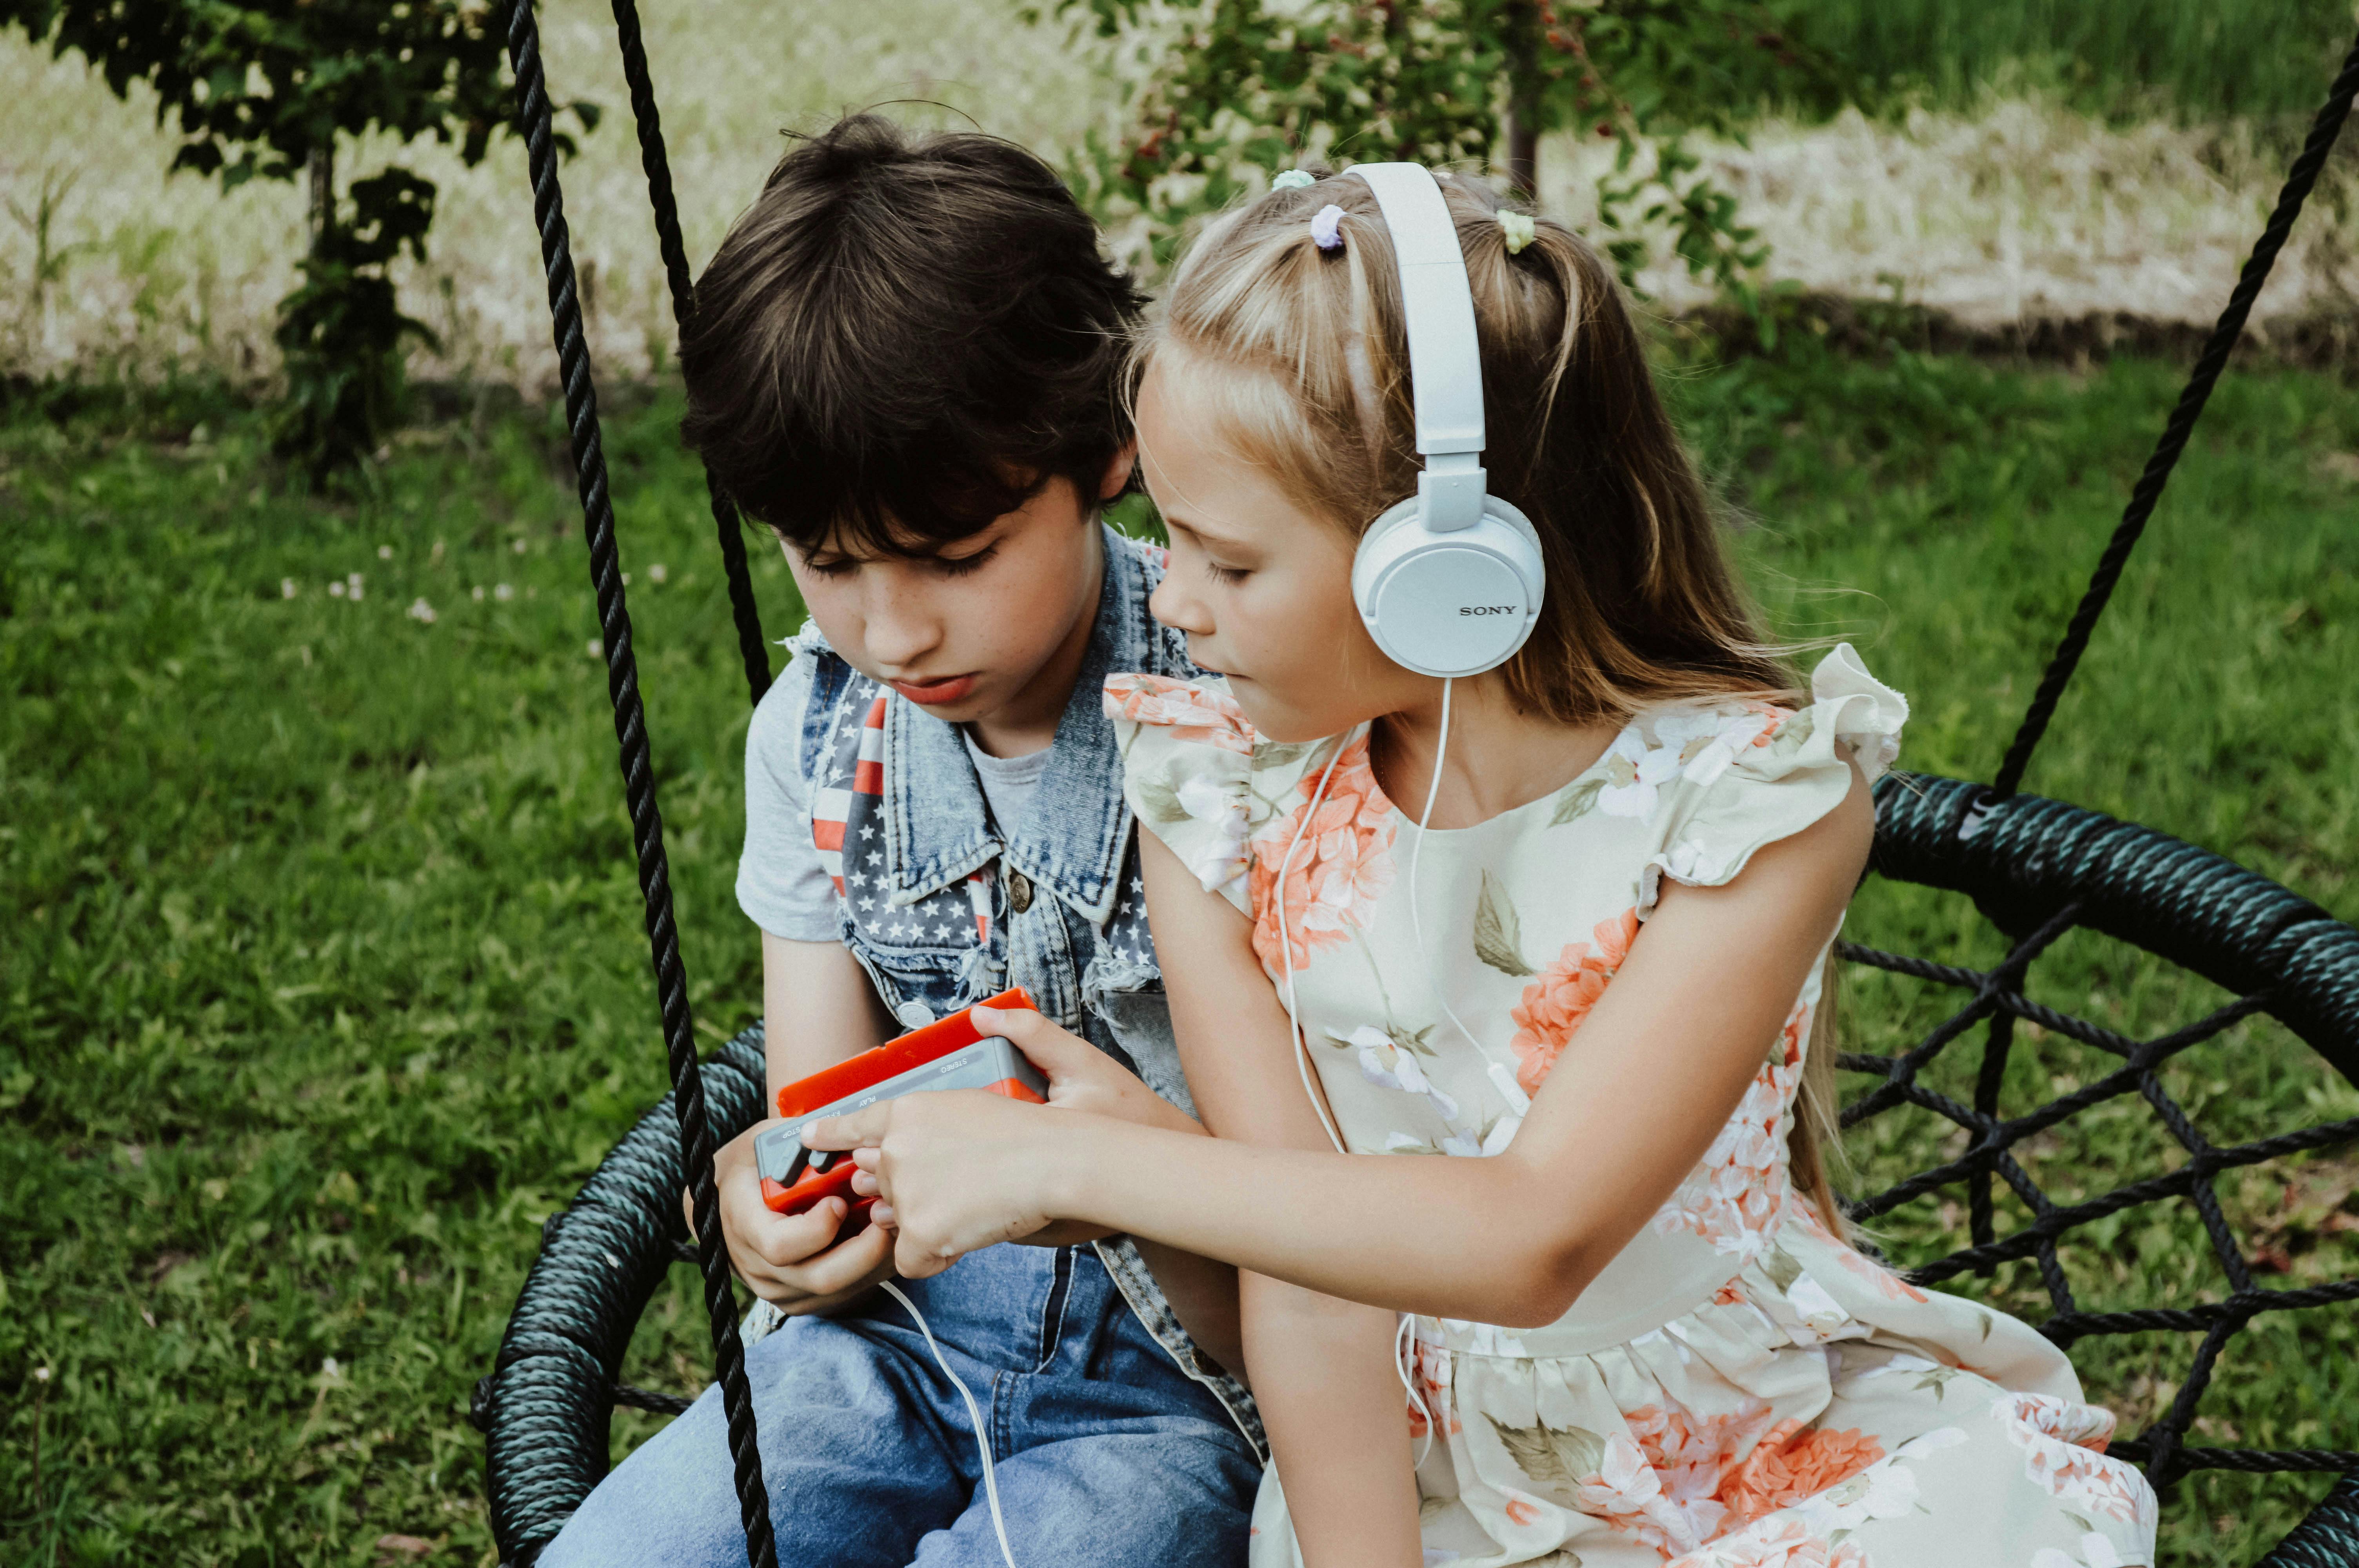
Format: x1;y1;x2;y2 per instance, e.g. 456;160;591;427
1633;642;1909;918
1105;673;1259;915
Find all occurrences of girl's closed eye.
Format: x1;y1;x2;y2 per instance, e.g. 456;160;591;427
1204;559;1250;586
803;554;859;579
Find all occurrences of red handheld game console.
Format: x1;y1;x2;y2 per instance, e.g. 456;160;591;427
752;987;1046;1231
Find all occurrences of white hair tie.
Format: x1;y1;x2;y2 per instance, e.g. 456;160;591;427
1272;169;1316;191
1310;203;1346;252
1499;210;1536;255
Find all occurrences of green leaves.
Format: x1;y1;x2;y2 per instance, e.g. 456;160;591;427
1473;869;1536;977
1132;773;1192;826
1489;1412;1608;1491
1549;775;1607;826
1043;0;1845;298
16;0;537;476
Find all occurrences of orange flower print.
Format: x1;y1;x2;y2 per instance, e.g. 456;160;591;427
1652;999;1810;1257
1718;1420;1886;1525
1508;909;1640;1094
1247;734;1396;975
1620;1399;1778;1543
1404;1339;1461;1441
1103;673;1253;755
1668;1516;1870;1568
1993;1393;2155;1528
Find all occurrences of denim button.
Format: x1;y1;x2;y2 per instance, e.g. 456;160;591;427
1008;871;1034;913
894;1000;934;1029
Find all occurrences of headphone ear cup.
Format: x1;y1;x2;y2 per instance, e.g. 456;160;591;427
1351;497;1547;679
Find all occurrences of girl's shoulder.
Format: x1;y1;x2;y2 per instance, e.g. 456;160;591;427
1105;672;1345;912
1606;642;1908;917
1104;671;1259;758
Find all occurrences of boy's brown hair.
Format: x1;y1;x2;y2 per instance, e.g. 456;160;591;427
681;113;1145;553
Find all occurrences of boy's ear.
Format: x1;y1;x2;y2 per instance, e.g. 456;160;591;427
1096;440;1140;506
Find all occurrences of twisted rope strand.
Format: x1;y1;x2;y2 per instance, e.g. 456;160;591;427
607;0;771;708
504;5;777;1563
1992;27;2359;800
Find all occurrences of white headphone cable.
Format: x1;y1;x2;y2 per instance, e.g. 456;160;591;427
879;1280;1020;1568
1275;735;1353;1157
1409;678;1491;1066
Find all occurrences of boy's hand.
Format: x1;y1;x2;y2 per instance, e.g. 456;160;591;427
970;1004;1201;1135
685;1120;895;1312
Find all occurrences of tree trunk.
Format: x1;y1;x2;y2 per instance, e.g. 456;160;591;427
1502;3;1541;200
306;142;335;255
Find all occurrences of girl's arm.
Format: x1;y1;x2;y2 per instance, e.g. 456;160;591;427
1241;1272;1423;1568
812;762;1874;1327
1141;826;1426;1568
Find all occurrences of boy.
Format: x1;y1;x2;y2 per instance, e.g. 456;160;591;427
537;115;1261;1567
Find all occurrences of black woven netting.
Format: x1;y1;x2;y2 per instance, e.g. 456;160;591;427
1838;773;2359;1560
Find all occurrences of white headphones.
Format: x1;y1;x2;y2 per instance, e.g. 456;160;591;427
1343;164;1546;680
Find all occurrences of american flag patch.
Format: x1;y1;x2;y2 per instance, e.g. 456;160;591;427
966;870;992;944
811;695;888;895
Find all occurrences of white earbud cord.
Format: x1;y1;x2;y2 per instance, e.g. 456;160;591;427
1410;679;1491;1065
879;1280;1020;1568
1275;735;1352;1157
1276;695;1483;1469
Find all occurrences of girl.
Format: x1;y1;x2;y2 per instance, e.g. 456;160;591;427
807;169;2157;1568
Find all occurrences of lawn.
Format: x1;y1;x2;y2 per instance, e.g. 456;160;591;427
3;338;2356;1566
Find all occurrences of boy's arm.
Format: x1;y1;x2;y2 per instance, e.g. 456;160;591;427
761;929;897;1100
700;931;899;1312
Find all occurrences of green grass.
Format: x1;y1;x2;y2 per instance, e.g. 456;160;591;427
4;345;2357;1566
1782;0;2359;122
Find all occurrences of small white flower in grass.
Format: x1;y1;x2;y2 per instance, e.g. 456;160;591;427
406;599;437;624
281;578;297;599
346;573;365;601
471;585;485;602
377;544;393;560
647;562;667;583
330;581;347;598
320;1356;343;1383
494;583;514;601
34;1365;50;1383
587;638;603;657
622;572;631;585
513;538;529;555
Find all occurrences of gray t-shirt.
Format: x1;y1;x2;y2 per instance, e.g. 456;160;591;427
735;653;1053;940
736;652;839;942
962;731;1050;838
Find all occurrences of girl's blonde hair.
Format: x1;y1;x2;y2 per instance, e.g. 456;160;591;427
1141;166;1851;1233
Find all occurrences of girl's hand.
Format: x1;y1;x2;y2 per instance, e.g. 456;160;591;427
803;1091;1092;1278
969;1004;1202;1134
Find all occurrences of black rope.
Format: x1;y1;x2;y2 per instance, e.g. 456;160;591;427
503;5;777;1564
1989;27;2359;801
615;1381;698;1417
606;0;772;709
1836;906;2359;1495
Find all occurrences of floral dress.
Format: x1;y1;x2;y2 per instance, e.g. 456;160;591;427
1107;646;2157;1568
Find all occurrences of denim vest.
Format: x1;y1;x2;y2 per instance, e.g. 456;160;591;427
785;528;1262;1456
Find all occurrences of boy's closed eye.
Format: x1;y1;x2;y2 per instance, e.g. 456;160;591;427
927;543;999;578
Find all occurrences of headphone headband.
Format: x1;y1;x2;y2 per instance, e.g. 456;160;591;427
1345;164;1487;531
